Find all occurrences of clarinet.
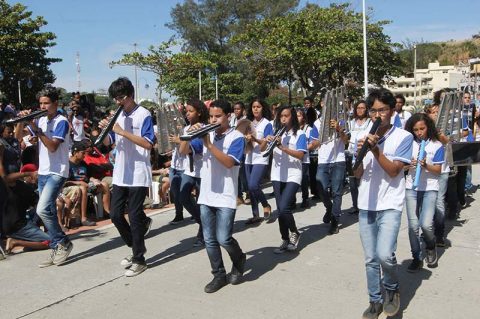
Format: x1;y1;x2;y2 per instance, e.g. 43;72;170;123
412;140;426;190
262;126;286;158
5;109;48;124
94;106;124;147
352;117;382;170
179;123;221;141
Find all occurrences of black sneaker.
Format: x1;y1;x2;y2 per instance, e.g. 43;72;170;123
328;217;339;235
436;236;447;247
362;302;383;319
426;248;438;268
273;240;289;254
204;275;227;293
407;258;423;273
229;253;246;285
169;215;184;225
300;199;310;208
383;289;400;316
323;210;332;224
144;217;153;237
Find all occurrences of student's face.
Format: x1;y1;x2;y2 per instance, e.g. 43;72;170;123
464;94;471;105
356;102;367;118
280;109;292;127
369;99;394;127
39;96;58;114
297;111;305;125
209;107;228;129
251;101;263;119
395;98;404;112
185;104;200;124
233;104;243;118
304;100;312;108
413;120;428;140
427;106;439;121
74;150;86;161
2;126;13;139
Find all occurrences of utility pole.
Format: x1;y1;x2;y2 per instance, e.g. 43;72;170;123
133;43;139;103
413;44;417;108
199;70;202;100
362;0;368;97
76;51;81;92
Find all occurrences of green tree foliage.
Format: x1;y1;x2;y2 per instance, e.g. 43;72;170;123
235;4;403;98
166;0;299;100
0;0;61;107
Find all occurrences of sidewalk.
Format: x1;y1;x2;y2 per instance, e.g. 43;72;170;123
1;168;480;319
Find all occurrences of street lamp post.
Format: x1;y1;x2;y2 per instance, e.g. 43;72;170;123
413;44;417;108
362;0;368;98
199;70;202;100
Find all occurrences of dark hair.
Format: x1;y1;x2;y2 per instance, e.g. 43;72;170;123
303;96;314;103
305;107;317;127
186;98;208;124
366;88;395;109
209;99;232;114
246;98;272;121
36;86;59;103
108;77;134;99
353;100;368;120
394;94;406;105
404;112;439;141
275;105;300;134
234;101;245;109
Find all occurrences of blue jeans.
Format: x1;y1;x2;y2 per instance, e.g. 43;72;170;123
37;174;68;249
200;205;244;277
405;189;437;260
316;162;346;219
301;163;310;200
179;174;202;239
10;219;50;242
272;181;299;240
245;164;269;217
465;165;473;190
359;209;401;303
434;173;448;239
349;176;360;209
169;168;184;217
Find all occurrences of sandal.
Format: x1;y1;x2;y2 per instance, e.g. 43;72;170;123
245;216;263;225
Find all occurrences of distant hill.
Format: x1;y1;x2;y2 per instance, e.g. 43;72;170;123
397;38;480;74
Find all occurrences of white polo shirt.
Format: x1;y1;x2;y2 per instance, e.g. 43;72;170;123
109;105;154;187
271;129;307;185
405;139;444;191
357;126;413;212
313;118;346;164
192;128;245;209
391;111;411;129
348;118;371;154
245;117;273;165
37;113;71;178
184;124;203;178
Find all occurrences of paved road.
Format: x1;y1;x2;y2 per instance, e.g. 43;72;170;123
2;168;480;319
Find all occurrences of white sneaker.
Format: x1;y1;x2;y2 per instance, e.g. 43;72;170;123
120;254;133;268
125;263;147;277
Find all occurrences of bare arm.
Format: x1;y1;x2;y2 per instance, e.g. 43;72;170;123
113;123;152;150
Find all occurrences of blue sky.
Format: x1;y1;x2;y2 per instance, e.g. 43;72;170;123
8;0;480;101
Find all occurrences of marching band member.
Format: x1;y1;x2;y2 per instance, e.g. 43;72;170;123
354;88;413;319
189;100;246;293
99;77;154;277
19;87;74;268
178;99;209;247
313;109;349;235
244;99;273;224
268;106;307;253
404;113;444;271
